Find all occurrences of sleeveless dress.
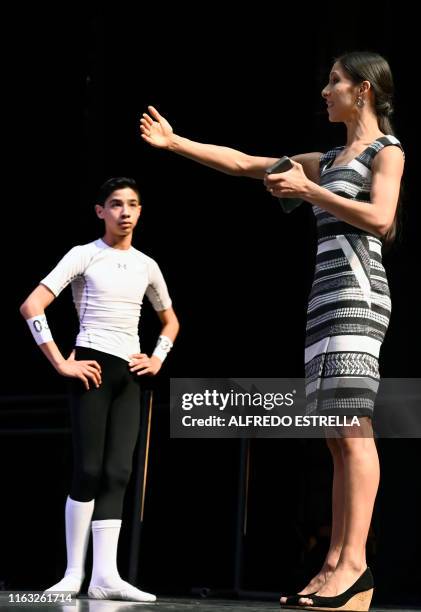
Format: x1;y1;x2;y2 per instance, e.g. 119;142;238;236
305;135;404;416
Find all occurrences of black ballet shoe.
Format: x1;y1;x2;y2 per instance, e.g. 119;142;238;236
280;592;317;608
298;566;374;611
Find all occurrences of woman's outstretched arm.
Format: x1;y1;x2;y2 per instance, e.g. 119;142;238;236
140;105;278;179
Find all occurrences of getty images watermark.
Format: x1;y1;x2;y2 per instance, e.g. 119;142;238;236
170;378;421;438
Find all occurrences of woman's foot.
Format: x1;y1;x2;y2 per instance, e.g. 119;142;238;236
280;592;316;608
280;566;335;606
298;564;370;607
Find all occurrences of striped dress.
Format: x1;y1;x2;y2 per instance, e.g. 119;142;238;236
305;135;404;416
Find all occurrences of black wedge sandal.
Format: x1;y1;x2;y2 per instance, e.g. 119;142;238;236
299;567;374;611
280;592;317;609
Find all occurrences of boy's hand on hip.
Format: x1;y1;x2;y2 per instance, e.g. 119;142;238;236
129;353;162;376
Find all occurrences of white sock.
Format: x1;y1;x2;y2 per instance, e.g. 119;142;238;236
89;519;156;602
45;496;94;593
90;519;121;584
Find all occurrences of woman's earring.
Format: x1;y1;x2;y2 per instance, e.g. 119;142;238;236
356;96;365;108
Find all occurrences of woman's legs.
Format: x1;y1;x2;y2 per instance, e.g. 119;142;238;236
280;437;345;604
324;437;346;569
299;418;379;605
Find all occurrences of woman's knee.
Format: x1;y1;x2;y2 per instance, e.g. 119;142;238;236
325;435;342;458
333;418;375;455
336;436;376;458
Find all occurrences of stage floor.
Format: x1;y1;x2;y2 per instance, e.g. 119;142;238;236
0;596;420;611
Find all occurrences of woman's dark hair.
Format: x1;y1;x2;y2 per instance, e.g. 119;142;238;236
97;177;141;205
336;51;403;249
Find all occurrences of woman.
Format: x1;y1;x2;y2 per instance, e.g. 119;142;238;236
140;51;404;611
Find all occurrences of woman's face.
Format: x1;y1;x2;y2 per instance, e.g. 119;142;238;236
321;61;361;122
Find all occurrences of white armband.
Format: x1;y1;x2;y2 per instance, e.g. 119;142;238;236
152;335;173;363
26;314;54;345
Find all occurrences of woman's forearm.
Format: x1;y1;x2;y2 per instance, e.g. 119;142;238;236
168;134;275;178
305;182;389;237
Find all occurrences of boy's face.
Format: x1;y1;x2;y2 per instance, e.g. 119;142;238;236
95;187;141;236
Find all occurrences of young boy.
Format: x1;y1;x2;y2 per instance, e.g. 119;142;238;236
20;177;179;602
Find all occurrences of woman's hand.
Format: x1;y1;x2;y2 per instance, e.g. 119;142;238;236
56;355;102;390
263;160;312;199
140;106;174;149
128;353;162;376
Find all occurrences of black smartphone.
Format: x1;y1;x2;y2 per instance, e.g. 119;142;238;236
265;156;294;174
265;156;303;213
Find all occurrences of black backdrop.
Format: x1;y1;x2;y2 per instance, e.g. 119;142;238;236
1;5;420;606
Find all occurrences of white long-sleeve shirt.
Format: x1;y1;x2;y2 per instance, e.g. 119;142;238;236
41;238;172;361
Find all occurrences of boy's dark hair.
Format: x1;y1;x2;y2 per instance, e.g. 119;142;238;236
97;177;140;206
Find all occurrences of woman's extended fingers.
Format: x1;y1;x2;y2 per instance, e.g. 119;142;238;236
148;105;160;120
142;113;153;126
140;118;151;135
141;133;152;144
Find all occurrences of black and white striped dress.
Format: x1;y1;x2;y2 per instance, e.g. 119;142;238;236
305;135;404;416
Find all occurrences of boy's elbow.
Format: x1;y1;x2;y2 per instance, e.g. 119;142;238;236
19;296;42;318
19;300;30;318
173;318;180;336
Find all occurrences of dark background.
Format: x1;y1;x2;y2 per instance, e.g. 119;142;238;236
1;5;420;606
